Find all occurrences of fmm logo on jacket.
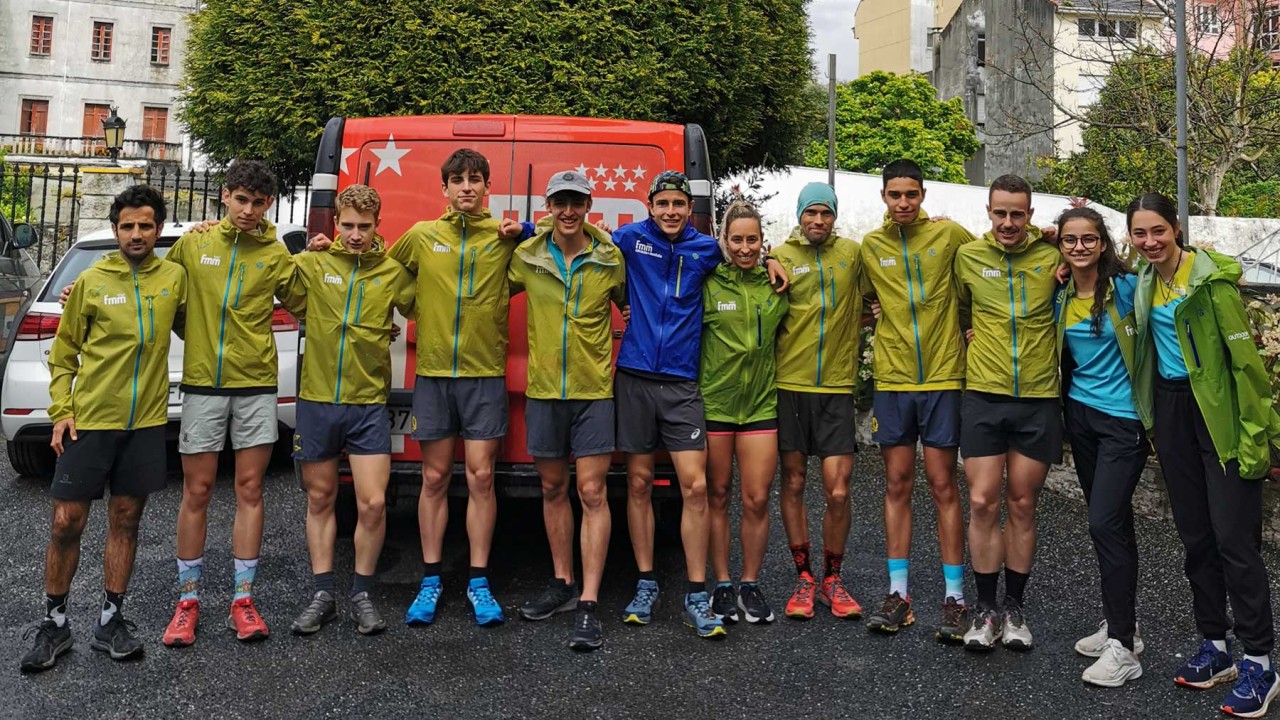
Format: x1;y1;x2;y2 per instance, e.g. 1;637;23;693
716;300;737;312
792;265;811;275
103;294;127;306
981;267;1002;278
199;254;221;266
879;257;897;267
635;241;662;259
323;273;343;285
432;242;450;253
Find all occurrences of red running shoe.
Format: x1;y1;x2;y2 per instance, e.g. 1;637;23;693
162;599;200;647
226;597;270;642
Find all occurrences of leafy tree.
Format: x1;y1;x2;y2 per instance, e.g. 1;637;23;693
0;151;31;222
802;72;979;184
180;0;823;183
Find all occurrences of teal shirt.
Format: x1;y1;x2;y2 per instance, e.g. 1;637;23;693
1063;300;1139;420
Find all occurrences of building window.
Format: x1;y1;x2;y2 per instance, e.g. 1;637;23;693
142;107;168;142
151;26;171;65
1263;9;1280;51
1078;74;1106;107
1077;19;1096;36
91;21;113;61
1195;5;1222;35
1079;17;1138;40
30;16;53;56
976;33;987;67
20;100;49;136
82;103;111;137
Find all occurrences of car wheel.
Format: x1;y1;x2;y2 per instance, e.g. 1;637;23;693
7;440;56;478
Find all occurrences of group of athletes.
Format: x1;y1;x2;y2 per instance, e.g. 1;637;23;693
18;149;1280;717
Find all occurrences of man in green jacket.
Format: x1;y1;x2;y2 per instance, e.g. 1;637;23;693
288;184;415;638
22;186;187;672
955;174;1063;653
509;171;626;651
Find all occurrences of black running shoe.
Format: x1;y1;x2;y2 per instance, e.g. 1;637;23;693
711;584;740;623
568;609;603;652
936;597;968;644
90;614;143;661
737;583;776;624
519;578;579;621
866;592;915;634
20;619;72;673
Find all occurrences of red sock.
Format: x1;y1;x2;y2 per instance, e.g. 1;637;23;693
824;550;844;579
789;543;811;577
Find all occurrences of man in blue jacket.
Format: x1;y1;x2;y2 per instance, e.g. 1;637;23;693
613;172;787;639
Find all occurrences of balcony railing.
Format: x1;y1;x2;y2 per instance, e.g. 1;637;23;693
0;133;181;161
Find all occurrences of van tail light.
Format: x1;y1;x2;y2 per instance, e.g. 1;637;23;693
16;312;60;340
272;307;299;332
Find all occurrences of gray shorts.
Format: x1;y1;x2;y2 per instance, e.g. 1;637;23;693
525;398;615;459
410;376;508;442
614;370;706;454
179;393;278;454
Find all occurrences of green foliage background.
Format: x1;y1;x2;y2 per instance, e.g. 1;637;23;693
180;0;823;183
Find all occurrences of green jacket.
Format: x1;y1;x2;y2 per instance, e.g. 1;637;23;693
1134;248;1280;479
388;209;515;378
294;238;416;405
772;228;863;393
166;217;303;390
955;229;1061;398
700;263;790;424
508;222;626;401
859;211;976;391
49;252;187;430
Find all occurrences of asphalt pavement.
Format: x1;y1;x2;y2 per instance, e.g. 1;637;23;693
0;452;1275;720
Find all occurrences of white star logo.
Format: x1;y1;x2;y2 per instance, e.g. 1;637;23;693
575;164;589;176
594;163;608;177
588;177;598;189
372;135;409;176
340;148;357;175
622;179;636;192
613;164;628;178
603;178;618;191
632;165;647;180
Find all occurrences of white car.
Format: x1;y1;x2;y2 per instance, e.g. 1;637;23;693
1;221;308;477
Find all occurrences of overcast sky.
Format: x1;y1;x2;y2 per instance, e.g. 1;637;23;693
809;0;859;80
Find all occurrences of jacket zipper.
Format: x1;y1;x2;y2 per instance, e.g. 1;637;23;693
128;270;143;430
574;274;583;317
334;265;359;403
816;247;827;386
914;254;926;301
900;228;924;384
233;263;245;309
675;256;684;299
560;268;572;400
756;305;763;348
146;296;155;343
1006;255;1020;396
215;236;240;387
468;248;477;296
1020;272;1027;316
1184;320;1202;368
451;219;468;377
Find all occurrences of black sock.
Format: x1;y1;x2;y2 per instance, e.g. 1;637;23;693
975;570;999;607
422;562;442;579
314;571;336;594
638;570;656;582
1004;568;1029;606
790;543;812;577
577;600;597;613
824;551;844;579
688;581;705;596
350;573;373;597
102;590;124;624
1118;636;1135;652
45;593;68;618
469;566;487;580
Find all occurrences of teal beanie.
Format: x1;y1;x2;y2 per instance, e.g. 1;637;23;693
796;182;838;221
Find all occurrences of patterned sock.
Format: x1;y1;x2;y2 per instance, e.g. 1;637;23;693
1004;568;1029;606
789;543;811;577
943;564;965;604
100;590;124;626
177;556;203;602
45;593;68;628
233;557;258;601
887;558;909;597
823;551;844;579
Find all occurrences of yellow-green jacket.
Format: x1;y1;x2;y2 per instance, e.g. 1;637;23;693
49;252;187;429
701;263;789;423
166;217;303;391
508;222;625;400
956;229;1061;398
859;211;976;391
294;238;416;405
773;228;863;393
388;209;515;378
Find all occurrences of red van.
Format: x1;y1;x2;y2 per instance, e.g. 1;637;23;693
303;114;713;523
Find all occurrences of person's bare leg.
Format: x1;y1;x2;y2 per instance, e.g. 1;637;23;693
671;448;710;584
626;453;656;573
575;454;612;603
736;433;778;583
820;454;854;556
1004;451;1049;574
417;438;455;565
462;438;500;568
882;446;917;561
103;495;146;594
176;452;218;560
44;500;90;596
230;444;273;560
964;455;1007;574
535;457;574;584
706;434;736;583
350;454;390;577
301;459;339;575
779;451;809;549
924;446;965;567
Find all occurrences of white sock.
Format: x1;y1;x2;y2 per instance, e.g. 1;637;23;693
1246;654;1272;671
99;595;120;626
1212;639;1229;653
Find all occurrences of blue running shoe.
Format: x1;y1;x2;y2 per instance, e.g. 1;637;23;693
622;579;660;625
405;576;442;626
1222;660;1280;718
1175;639;1238;689
467;577;504;627
684;592;727;639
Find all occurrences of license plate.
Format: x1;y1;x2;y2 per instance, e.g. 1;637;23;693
389;407;412;435
168;383;183;405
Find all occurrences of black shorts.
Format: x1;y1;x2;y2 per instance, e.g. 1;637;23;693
705;418;778;435
871;390;961;448
614;370;706;453
293;399;392;461
411;376;508;442
525;398;615;458
49;426;167;501
777;389;857;458
960;391;1064;465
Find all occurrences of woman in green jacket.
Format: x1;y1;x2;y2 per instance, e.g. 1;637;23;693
1130;192;1280;717
701;202;789;625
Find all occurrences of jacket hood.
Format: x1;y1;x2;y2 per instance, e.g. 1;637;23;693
981;226;1043;254
1190;247;1243;287
327;234;387;267
217;216;277;244
516;222;619;270
879;209;933;233
440;207;493;223
98;250;165;275
785;225;844;248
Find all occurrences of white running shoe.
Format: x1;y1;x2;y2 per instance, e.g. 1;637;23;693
1082;639;1144;687
1075;619;1145;657
963;605;1003;652
1001;601;1033;651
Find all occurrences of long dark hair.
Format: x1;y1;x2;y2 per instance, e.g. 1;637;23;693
1057;207;1129;336
1125;192;1186;248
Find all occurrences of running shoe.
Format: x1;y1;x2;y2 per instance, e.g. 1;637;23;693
866;592;914;634
405;576;442;625
1075;619;1145;657
466;577;504;627
568;609;603;652
290;591;337;635
226;597;270;642
622;579;660;625
936;597;968;644
683;592;728;639
818;575;863;620
737;583;775;624
1175;639;1238;689
519;578;579;622
785;572;817;620
1222;660;1280;718
90;614;144;660
19;620;72;673
1001;599;1033;651
162;598;199;647
711;583;740;623
963;603;1003;652
349;592;387;635
1082;639;1144;688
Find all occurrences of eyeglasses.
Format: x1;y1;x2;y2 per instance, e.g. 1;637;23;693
1059;234;1101;249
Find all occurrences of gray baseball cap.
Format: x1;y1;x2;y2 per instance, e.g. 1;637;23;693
546;170;593;197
